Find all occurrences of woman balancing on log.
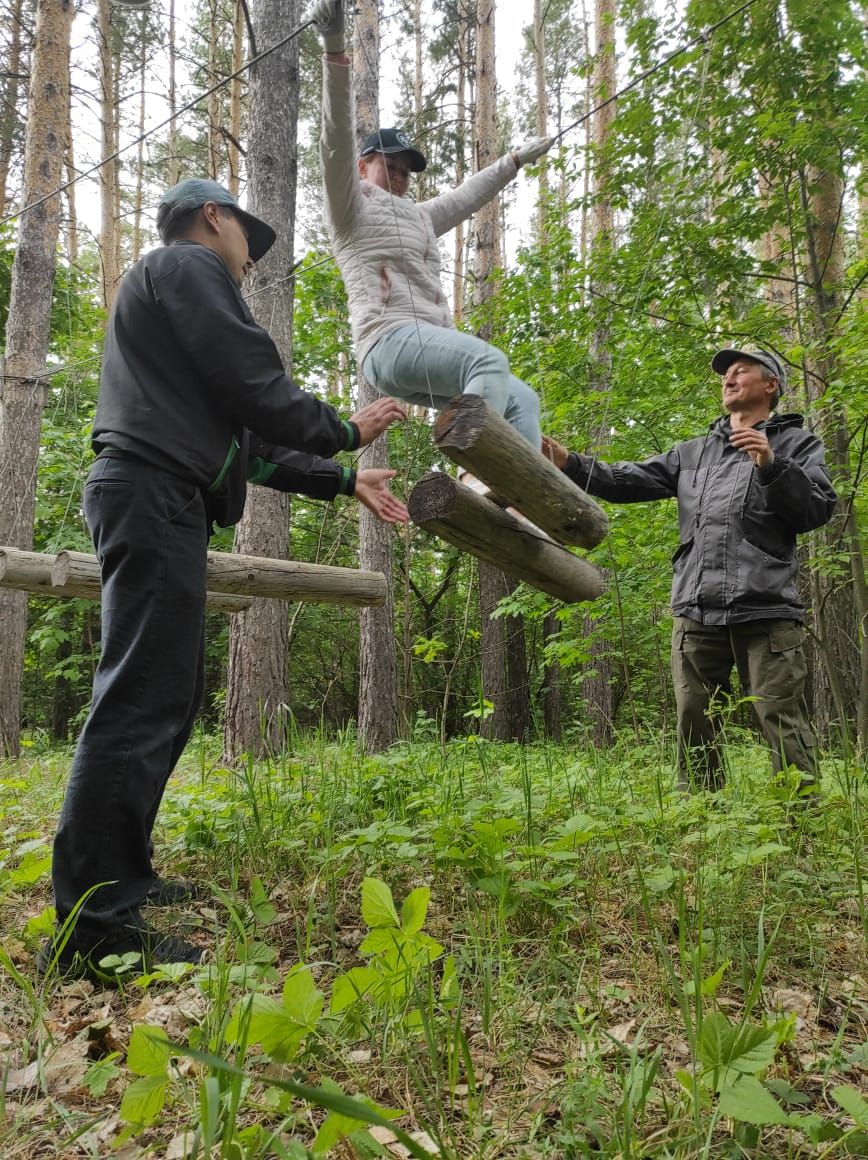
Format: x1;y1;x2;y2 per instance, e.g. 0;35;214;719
38;178;409;981
311;0;579;532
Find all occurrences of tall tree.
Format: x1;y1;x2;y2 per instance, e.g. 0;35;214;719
95;0;119;310
354;0;400;752
224;0;300;758
474;0;530;742
0;0;29;212
0;0;74;755
579;0;617;747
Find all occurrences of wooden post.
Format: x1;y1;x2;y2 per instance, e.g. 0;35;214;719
408;474;604;604
0;548;251;613
433;396;609;549
52;549;387;607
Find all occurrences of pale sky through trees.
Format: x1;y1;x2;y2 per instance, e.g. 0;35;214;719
68;0;531;245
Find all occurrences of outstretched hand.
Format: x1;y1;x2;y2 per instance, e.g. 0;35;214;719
354;469;409;523
513;136;555;167
542;434;569;470
350;397;408;446
308;0;345;52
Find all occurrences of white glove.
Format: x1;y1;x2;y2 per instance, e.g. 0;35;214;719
308;0;345;53
512;136;555;167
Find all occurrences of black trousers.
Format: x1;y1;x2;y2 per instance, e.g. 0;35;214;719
52;456;209;947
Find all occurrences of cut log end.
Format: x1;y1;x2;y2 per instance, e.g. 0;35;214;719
409;473;604;604
432;395;609;550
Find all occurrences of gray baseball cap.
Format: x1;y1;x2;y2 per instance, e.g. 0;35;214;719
711;347;787;393
157;178;276;262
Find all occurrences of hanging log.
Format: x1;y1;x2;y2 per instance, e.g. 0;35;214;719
408;473;604;604
0;548;251;613
433;396;609;548
53;548;387;607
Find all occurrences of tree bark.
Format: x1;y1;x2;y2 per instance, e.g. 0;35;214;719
0;0;26;212
224;0;300;759
802;165;866;748
581;0;618;747
472;0;530;742
0;0;73;756
96;0;119;311
354;0;400;752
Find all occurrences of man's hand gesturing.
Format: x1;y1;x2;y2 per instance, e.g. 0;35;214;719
729;427;774;469
349;396;408;446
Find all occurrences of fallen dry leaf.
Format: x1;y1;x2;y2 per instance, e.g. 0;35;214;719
5;1060;39;1093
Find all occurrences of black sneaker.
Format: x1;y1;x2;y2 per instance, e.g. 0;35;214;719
36;923;203;982
144;875;204;906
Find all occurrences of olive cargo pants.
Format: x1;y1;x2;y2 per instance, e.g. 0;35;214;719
671;616;818;791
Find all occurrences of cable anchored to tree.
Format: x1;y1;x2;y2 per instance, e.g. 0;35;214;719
552;0;763;144
0;15;316;229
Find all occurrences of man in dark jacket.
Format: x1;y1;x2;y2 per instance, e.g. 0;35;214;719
40;179;408;978
543;348;837;792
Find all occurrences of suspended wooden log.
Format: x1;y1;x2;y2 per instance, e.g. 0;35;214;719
0;547;251;613
53;548;387;608
408;473;604;604
433;396;609;549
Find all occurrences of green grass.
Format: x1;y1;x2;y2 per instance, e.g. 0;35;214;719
1;732;865;1158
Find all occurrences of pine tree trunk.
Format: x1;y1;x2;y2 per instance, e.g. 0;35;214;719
473;0;530;743
132;26;146;261
0;0;25;212
581;0;617;747
223;0;300;759
64;64;78;263
354;0;399;752
227;0;244;195
96;0;118;311
0;0;74;756
167;0;179;185
452;0;468;324
802;165;866;748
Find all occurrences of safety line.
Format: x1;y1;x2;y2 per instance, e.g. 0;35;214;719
0;15;316;229
553;0;763;145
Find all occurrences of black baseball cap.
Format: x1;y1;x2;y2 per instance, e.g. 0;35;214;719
711;347;787;394
156;178;276;262
359;128;427;172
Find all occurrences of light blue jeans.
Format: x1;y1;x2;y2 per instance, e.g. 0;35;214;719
362;322;541;450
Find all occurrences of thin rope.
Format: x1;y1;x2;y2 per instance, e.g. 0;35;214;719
0;16;316;230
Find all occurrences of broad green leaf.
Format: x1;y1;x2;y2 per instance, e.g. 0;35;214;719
718;1076;791;1126
699;1012;777;1083
362;878;399;928
401;886;430;936
311;1079;400;1154
119;1074;169;1125
249;876;277;925
126;1024;171;1077
330;966;380;1014
283;965;324;1028
831;1085;868;1127
360;927;403;956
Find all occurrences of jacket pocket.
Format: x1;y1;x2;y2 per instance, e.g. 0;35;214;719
670;539;694;608
379;264;392;306
733;538;799;609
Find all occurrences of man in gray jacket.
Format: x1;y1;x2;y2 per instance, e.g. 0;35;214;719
543;349;837;792
310;0;553;453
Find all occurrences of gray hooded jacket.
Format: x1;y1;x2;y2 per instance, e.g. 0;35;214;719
563;413;837;625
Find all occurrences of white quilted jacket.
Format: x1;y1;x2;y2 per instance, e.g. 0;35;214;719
321;59;519;364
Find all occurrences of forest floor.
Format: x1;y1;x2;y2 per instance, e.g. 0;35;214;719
0;732;866;1159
